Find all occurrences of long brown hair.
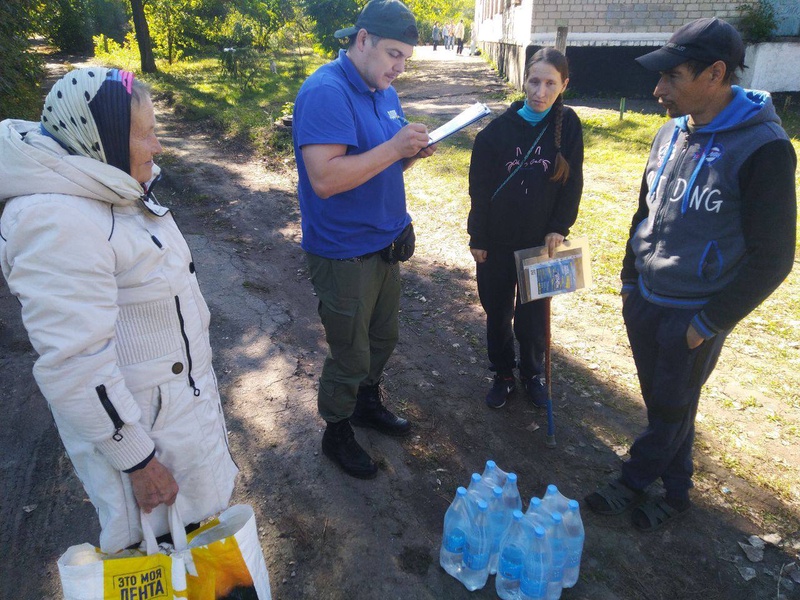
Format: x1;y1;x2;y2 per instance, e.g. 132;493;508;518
525;47;570;185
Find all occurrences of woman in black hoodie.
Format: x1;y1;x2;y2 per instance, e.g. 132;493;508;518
468;47;584;409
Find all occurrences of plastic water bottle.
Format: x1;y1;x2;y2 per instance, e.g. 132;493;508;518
481;459;507;488
541;484;570;515
440;487;470;578
495;510;528;600
487;485;507;575
461;499;491;591
466;473;488;521
467;472;486;502
545;512;567;600
519;524;551;600
524;497;548;529
502;473;523;514
561;500;584;588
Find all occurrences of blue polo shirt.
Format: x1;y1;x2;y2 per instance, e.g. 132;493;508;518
293;50;411;259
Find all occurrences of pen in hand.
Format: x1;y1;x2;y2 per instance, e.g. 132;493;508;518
396;116;435;154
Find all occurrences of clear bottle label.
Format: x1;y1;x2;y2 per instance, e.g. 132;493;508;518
498;547;524;580
463;540;489;570
520;574;548;597
444;528;466;553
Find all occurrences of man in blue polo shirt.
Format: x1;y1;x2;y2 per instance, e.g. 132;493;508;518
293;0;436;479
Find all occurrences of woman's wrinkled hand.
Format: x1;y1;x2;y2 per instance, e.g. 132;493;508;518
129;457;179;513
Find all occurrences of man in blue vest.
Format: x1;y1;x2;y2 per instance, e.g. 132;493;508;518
292;0;436;479
586;17;796;530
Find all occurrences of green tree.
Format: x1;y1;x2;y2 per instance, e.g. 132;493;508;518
301;0;359;54
145;0;193;64
406;0;474;42
301;0;473;53
129;0;157;72
47;0;95;52
0;0;44;120
92;0;130;43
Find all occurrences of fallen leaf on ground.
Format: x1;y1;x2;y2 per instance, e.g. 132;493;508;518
748;535;766;549
738;541;764;562
736;564;757;581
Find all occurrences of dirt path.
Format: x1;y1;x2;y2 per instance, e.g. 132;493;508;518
1;46;798;599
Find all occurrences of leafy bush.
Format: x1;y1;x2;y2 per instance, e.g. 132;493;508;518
93;32;142;71
51;0;95;52
737;0;777;42
0;0;43;120
220;47;262;91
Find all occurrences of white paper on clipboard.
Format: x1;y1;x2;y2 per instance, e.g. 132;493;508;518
426;102;491;146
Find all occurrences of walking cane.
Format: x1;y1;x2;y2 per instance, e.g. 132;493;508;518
544;296;556;448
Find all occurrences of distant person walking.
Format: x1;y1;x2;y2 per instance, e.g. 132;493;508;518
585;18;797;531
468;48;584;410
469;23;477;55
432;22;442;50
444;22;453;50
455;19;465;55
292;0;437;479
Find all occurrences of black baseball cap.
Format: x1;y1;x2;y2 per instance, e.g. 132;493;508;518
334;0;419;46
636;17;745;72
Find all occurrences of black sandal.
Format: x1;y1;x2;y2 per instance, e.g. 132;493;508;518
584;480;645;515
631;497;692;531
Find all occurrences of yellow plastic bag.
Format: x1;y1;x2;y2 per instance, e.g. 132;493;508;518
58;504;271;600
184;505;272;599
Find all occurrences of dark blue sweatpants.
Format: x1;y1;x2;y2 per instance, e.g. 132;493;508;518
620;286;728;500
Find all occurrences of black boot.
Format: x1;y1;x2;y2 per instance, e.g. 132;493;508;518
351;381;411;437
321;419;378;479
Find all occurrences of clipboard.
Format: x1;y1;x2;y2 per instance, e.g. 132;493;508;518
514;237;593;303
426;102;492;147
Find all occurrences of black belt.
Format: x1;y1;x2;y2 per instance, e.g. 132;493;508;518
336;251;378;263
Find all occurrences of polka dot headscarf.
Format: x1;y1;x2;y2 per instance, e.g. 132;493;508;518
41;67;135;175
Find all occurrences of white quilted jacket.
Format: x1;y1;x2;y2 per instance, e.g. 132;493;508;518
0;119;238;552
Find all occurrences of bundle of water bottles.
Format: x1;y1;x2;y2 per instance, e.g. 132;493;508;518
439;460;585;599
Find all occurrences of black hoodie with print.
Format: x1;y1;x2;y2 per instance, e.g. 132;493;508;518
468;100;584;251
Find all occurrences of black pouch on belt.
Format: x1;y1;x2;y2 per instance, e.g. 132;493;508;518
380;222;415;264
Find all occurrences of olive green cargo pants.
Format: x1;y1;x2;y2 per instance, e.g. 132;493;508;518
306;253;400;422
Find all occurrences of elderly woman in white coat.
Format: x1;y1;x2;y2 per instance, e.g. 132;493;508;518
0;68;238;552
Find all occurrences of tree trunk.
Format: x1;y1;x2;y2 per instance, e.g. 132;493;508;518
129;0;157;73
